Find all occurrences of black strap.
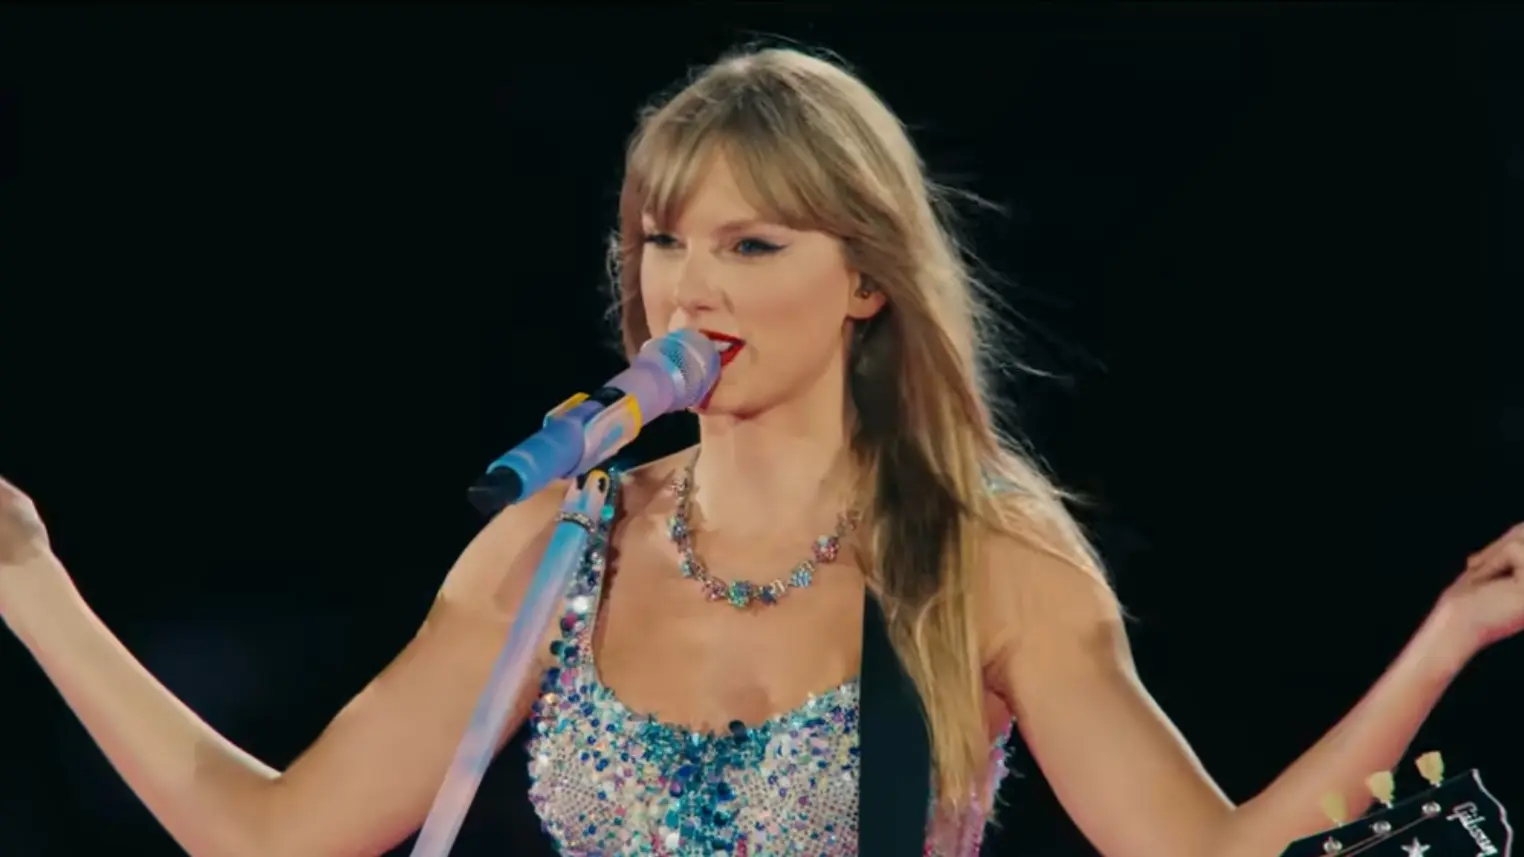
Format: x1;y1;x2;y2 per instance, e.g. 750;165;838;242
857;591;931;855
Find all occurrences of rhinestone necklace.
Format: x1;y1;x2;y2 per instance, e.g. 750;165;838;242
666;453;859;609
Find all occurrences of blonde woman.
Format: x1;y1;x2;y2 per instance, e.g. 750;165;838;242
2;46;1520;857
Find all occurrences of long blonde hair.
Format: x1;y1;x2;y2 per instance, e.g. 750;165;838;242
608;45;1112;809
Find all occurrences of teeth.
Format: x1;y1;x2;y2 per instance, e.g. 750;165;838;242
714;340;735;352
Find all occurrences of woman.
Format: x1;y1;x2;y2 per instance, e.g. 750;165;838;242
0;46;1520;857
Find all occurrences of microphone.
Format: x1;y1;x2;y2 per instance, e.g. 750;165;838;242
467;328;720;516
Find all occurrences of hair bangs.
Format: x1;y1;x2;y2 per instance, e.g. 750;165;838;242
628;89;841;235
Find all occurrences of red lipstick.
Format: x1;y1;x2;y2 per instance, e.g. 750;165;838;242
699;329;746;367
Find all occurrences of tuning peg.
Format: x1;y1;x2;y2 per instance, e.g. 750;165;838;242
1415;752;1444;787
1321;791;1349;826
1366;770;1395;808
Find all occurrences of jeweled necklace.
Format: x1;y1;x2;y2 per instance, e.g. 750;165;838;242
666;453;859;609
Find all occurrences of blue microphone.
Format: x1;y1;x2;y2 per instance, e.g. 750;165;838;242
467;328;721;516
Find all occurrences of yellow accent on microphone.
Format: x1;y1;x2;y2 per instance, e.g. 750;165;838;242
623;395;644;433
544;392;590;423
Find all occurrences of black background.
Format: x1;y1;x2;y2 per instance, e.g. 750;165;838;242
0;4;1520;855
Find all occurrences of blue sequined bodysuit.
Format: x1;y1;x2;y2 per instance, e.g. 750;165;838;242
525;481;1014;856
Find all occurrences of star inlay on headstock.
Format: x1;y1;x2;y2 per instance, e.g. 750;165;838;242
1275;752;1512;857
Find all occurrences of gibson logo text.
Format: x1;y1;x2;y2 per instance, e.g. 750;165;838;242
1447;801;1499;857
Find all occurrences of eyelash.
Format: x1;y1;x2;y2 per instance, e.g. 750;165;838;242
641;232;784;257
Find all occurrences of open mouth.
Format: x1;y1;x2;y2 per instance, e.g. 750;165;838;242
699;329;746;367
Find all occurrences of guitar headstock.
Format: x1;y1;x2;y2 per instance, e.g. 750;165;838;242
1279;753;1512;857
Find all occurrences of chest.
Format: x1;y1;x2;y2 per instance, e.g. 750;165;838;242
591;527;865;731
521;494;1009;856
524;515;868;856
527;667;863;857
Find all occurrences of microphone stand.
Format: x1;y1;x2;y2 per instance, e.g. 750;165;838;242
408;469;612;857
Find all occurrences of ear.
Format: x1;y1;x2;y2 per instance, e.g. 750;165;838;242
846;271;887;320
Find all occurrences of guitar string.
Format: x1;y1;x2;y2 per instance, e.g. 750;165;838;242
1310;813;1437;857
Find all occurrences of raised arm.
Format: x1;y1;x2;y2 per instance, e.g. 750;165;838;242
0;474;574;857
978;514;1521;857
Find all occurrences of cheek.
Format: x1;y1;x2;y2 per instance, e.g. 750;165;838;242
735;269;850;357
638;255;678;327
744;285;835;333
745;256;850;327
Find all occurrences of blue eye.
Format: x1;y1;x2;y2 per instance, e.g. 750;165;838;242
641;232;783;256
735;238;784;256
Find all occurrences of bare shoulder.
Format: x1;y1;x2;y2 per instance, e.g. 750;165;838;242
267;475;601;855
436;450;690;616
971;500;1237;857
973;497;1127;690
434;477;577;619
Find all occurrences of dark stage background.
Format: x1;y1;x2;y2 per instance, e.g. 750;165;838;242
0;4;1520;856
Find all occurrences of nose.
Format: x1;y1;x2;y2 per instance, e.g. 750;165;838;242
671;252;721;317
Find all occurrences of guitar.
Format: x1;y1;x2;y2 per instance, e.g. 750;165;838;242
1279;752;1512;857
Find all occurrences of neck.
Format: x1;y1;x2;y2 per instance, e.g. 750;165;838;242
688;365;855;537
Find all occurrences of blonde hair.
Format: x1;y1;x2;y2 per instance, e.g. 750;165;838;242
608;45;1112;810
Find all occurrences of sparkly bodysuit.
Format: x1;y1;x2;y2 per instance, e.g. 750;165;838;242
524;481;1014;856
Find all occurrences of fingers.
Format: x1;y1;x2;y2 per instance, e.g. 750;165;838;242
1467;540;1524;586
0;477;39;520
1465;522;1524;576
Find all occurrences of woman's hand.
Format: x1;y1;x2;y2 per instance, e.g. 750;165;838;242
1425;522;1524;672
0;475;55;573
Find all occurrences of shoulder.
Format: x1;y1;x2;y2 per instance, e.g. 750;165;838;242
435;476;576;617
432;450;654;621
971;494;1127;687
453;446;687;558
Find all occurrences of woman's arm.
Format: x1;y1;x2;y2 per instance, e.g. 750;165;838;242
0;475;572;857
978;521;1510;857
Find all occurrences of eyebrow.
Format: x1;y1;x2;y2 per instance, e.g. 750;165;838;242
642;217;786;234
717;218;782;232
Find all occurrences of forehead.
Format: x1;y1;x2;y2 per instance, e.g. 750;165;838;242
642;153;772;230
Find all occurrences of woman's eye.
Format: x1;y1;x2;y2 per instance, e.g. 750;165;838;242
734;237;784;256
641;232;783;256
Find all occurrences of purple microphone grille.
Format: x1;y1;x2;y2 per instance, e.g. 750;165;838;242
650;329;720;408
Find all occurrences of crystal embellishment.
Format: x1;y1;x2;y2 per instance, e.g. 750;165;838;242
523;470;1016;856
666;450;858;609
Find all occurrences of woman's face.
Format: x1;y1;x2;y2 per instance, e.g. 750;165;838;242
639;155;882;417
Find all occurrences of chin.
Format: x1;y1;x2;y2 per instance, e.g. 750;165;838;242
690;389;743;416
689;382;762;418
